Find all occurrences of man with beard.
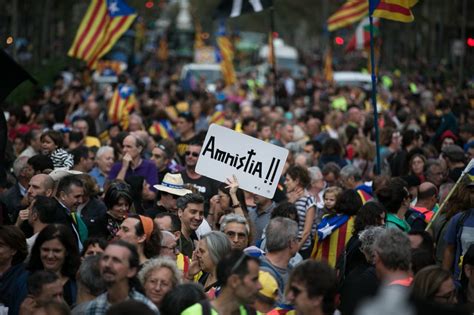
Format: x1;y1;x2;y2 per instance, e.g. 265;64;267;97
85;240;158;314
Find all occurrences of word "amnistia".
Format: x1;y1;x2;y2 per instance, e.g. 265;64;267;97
202;136;281;185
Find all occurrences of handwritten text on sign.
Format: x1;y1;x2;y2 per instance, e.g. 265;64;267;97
196;124;289;198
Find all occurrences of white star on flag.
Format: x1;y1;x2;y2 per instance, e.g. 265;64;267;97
108;1;119;14
319;223;334;239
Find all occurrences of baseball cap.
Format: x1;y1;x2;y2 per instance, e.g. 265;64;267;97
258;271;279;302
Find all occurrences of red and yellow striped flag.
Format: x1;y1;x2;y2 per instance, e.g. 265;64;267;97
327;0;368;32
217;36;236;86
108;85;137;130
311;216;355;267
68;0;137;69
370;0;418;23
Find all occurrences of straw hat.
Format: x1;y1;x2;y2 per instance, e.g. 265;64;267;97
153;173;192;196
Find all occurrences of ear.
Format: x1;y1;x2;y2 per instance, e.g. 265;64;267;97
137;233;146;244
59;190;66;201
227;274;241;289
178;209;183;219
311;295;323;309
174;231;181;239
46;189;54;197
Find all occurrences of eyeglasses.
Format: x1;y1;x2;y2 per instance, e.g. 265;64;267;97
161;245;179;254
185;151;199;157
225;231;248;240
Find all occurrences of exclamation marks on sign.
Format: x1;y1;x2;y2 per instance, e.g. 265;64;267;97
264;158;280;185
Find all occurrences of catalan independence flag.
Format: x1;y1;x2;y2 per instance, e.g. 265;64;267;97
327;0;368;32
148;119;175;139
369;0;418;23
311;215;355;267
216;24;236;86
68;0;137;69
108;85;137;130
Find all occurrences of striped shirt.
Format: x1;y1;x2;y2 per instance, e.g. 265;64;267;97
294;195;317;250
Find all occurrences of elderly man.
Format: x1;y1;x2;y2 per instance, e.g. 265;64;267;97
89;146;114;192
339;165;372;204
220;214;250;250
108;134;158;190
86;240;158;314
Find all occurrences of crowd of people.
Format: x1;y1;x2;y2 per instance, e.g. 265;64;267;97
0;52;473;315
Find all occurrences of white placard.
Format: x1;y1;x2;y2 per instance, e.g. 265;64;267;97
196;124;289;198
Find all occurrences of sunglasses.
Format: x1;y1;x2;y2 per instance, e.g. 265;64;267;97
185;151;199;157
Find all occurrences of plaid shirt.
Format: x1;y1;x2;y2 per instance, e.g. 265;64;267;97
85;289;159;315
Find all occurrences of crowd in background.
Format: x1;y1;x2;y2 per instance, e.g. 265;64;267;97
0;52;474;315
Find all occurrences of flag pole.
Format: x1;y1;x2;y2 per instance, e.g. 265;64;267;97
369;15;381;175
269;6;278;107
426;159;474;231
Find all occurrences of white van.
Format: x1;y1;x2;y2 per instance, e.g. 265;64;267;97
333;71;372;90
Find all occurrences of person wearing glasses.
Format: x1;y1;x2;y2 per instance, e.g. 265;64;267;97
220;214;250;251
138;257;182;310
285;260;337;315
411;265;457;305
180;141;220;215
181;250;262;315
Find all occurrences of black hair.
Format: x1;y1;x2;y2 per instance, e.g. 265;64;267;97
410;248;436;275
216;250;259;287
270;201;299;224
0;225;28;265
176;193;204;210
353;201;386;235
106;300;156;315
70;146;90;165
28;224;80;279
155;212;182;233
56;175;84;195
103;181;133;209
289;260;337;315
335;189;362;216
160;283;207;315
81;237;108;257
32;196;58;224
28;154;54;173
287;165;311;188
40;130;64;148
377;178;409;214
27;270;60;296
408;230;434;254
305;140;322;153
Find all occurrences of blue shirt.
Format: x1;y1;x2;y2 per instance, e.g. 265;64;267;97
89;167;106;191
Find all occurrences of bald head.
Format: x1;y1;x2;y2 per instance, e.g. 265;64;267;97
418;182;437;201
27;174;55;202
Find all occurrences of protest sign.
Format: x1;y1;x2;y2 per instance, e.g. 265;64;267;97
196;124;289;198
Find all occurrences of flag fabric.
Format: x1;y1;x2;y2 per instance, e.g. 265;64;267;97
0;49;37;102
327;0;368;32
209;111;226;125
345;17;380;52
215;0;273;18
216;23;236;86
323;49;334;83
68;0;137;69
311;215;355;267
148;119;175;139
369;0;418;23
194;22;205;50
157;37;169;61
108;85;137;130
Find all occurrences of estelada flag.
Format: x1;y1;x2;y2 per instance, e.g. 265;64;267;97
108;84;137;130
369;0;418;23
327;0;368;32
68;0;137;69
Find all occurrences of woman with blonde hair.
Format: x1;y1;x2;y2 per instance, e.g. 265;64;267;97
351;135;375;180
